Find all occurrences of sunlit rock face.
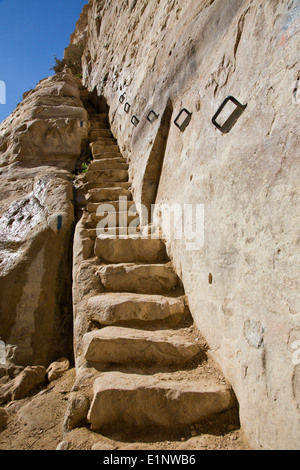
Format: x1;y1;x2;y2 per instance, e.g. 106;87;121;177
0;71;88;367
76;0;300;450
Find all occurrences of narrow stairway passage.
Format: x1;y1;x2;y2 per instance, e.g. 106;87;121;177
65;87;240;442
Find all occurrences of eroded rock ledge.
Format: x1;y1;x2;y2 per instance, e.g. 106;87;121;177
0;70;88;366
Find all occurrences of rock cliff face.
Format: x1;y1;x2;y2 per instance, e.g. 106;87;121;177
0;71;88;366
75;0;300;450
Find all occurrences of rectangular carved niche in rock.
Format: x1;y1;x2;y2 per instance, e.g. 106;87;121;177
212;96;247;134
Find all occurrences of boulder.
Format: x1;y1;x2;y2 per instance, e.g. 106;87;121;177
46;358;70;382
63;394;90;431
11;366;46;400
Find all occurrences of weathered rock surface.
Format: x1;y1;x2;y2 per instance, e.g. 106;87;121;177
63;393;90;431
87;292;185;325
0;70;88;366
69;93;237;443
0;366;46;403
75;0;300;450
94;235;167;263
88;372;235;431
0;408;9;431
83;327;200;366
2;0;297;450
97;263;180;294
47;358;70;382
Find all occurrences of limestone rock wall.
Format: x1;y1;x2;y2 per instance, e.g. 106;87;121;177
0;71;88;366
78;0;300;449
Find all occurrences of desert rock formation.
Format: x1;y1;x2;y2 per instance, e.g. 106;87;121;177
0;0;299;451
75;0;300;450
0;70;88;366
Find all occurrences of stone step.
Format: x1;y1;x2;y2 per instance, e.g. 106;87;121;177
92;156;126;163
83;181;132;191
87;372;235;431
89;160;129;171
87;200;136;213
92;153;124;161
89;113;108;121
92;128;112;137
90;124;110;132
94;235;167;263
89;188;133;203
83;327;200;366
84;227;141;239
90;139;117;149
90;143;119;154
90;129;113;139
87;293;185;325
90;118;108;124
93;147;121;157
97;264;180;295
85;221;141;233
84;170;129;184
87;211;139;227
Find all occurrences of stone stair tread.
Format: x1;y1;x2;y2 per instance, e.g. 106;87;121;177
89;113;108;119
97;264;179;295
92;147;120;155
87;200;136;213
92;157;127;163
92;153;123;161
84;170;129;184
87;371;235;431
83;326;200;365
84;181;132;190
89;188;132;202
88;211;139;228
94;235;167;263
91;131;114;140
90;140;117;148
85;227;141;239
87;292;184;325
89;161;129;171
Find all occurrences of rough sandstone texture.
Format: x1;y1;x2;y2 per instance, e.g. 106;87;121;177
0;71;88;366
70;88;236;438
76;0;300;449
0;365;46;403
88;372;235;431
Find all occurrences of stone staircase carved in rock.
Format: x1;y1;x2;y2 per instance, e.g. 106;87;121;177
65;88;237;439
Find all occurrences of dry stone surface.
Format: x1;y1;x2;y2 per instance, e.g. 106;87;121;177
69;86;237;442
0;70;88;366
76;0;300;450
1;0;298;450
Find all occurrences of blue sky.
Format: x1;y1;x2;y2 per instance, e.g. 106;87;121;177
0;0;87;124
